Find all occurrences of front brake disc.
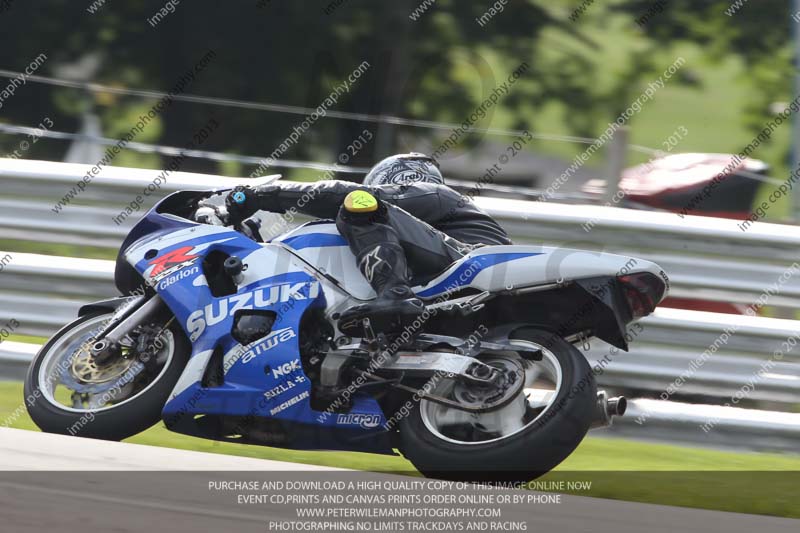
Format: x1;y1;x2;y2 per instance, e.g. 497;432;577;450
58;343;145;395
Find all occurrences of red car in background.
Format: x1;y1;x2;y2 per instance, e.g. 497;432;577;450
584;153;770;314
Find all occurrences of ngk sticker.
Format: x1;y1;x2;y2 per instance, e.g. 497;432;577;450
272;359;301;379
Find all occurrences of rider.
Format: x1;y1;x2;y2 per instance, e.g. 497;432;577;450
226;152;512;335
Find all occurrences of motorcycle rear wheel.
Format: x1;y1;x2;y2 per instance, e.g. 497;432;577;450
398;328;596;482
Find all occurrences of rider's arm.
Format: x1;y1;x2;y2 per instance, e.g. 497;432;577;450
250;180;447;219
252;180;367;219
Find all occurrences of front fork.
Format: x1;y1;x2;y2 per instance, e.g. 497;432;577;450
88;294;166;363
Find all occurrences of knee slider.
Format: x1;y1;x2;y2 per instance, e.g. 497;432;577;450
344;190;379;213
340;190;386;224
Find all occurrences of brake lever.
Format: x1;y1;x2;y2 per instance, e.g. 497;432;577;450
193;200;227;226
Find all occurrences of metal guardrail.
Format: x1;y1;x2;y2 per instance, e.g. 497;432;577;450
603;399;800;453
486;197;800;309
2;251;798;405
0;252;115;337
0;342;38;381
0;158;266;248
0;159;798;450
2;157;800;309
584;308;800;404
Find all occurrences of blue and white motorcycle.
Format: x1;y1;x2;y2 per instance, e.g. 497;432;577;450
26;179;668;480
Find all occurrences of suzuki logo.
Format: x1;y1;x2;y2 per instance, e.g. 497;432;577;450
272;359;301;379
185;281;320;341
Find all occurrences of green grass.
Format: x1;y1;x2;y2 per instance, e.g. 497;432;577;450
5;333;46;345
0;239;116;260
1;381;798;517
0;381;415;472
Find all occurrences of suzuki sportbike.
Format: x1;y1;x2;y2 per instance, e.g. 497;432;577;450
26;180;668;480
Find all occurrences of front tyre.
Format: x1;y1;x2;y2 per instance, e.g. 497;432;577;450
398;328;596;482
24;311;190;441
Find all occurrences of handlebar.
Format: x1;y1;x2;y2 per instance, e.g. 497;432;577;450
192;189;262;242
194;198;230;226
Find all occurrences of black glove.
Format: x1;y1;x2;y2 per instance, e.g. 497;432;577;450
225;186;259;222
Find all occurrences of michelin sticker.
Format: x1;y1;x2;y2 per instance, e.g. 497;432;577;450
269;390;310;416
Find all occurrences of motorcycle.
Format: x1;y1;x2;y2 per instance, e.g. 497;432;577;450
25;179;668;481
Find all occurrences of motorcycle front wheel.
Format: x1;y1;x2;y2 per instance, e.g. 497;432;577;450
24;311;190;441
398;328;596;482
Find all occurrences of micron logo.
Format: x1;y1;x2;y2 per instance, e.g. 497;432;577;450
336;413;381;429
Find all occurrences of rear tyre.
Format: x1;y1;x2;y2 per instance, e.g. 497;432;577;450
398;328;596;482
24;312;190;441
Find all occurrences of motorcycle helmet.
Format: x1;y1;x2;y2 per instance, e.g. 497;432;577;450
362;153;444;186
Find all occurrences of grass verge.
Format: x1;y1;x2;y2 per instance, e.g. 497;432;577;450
0;381;797;517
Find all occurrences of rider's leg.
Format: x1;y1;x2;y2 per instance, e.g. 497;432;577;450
335;190;473;335
335;190;426;335
381;200;474;281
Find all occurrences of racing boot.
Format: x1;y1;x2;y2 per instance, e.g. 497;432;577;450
336;191;426;338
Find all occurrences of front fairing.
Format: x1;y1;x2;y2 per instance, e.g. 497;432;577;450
114;192;391;453
144;236;390;453
114;190;225;294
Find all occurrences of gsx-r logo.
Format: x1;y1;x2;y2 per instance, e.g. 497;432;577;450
146;246;200;283
186;281;320;340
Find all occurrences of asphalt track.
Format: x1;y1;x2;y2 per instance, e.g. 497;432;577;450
0;428;796;533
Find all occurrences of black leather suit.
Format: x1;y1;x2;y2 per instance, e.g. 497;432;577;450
255;180;512;281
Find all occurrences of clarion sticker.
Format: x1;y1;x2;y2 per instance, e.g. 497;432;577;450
336;413;381;429
241;328;296;364
158;266;199;291
269;390;310;416
185;281;320;340
147;246;200;283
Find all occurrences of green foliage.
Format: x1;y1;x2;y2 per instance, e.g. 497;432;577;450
0;0;792;187
614;0;793;135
